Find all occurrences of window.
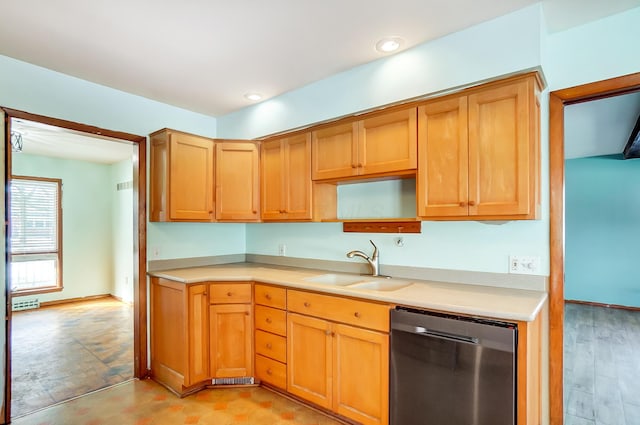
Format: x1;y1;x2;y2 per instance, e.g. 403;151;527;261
9;176;63;295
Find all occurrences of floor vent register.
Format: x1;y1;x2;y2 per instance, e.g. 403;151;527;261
211;377;255;386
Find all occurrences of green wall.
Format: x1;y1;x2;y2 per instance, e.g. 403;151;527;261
565;155;640;307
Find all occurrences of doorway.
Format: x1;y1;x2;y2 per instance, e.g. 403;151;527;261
2;108;148;422
549;72;640;425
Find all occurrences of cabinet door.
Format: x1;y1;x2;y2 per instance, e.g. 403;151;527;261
417;97;469;217
186;284;209;386
287;313;333;408
216;142;260;221
169;133;215;221
333;324;389;425
312;122;358;180
209;304;253;378
261;139;286;220
358;107;417;175
150;278;186;391
468;80;531;216
284;133;312;220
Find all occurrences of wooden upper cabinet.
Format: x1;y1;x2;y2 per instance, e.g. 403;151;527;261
418;74;540;220
312;108;417;181
215;141;260;221
358;108;417;175
150;129;215;222
312;122;358;180
261;133;312;221
417;96;469;217
468;79;533;217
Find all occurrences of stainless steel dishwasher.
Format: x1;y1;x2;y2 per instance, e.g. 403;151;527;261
390;306;517;425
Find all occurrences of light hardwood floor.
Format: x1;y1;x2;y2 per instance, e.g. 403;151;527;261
564;303;640;424
11;298;133;418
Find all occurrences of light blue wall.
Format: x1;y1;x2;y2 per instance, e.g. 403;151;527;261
565;155;640;307
222;5;551;278
111;158;134;303
12;153;114;302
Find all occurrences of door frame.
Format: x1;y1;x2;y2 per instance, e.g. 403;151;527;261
548;72;640;425
1;108;148;422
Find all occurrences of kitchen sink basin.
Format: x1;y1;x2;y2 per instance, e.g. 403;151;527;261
347;279;413;292
303;273;368;286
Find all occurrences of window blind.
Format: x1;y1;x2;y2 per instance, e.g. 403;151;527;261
10;178;59;254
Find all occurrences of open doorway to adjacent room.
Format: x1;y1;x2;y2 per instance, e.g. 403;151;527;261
2;109;147;421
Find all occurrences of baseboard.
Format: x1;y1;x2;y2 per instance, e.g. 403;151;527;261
39;294;113;308
565;299;640;311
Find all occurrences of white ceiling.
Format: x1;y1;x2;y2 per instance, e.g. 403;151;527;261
10;119;134;164
1;0;637;118
565;92;640;159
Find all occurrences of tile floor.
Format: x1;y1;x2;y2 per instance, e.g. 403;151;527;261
564;303;640;425
11;379;344;425
11;298;134;418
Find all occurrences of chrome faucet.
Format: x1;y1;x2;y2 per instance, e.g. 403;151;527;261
346;240;380;277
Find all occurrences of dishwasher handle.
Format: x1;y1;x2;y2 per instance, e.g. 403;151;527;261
393;322;479;345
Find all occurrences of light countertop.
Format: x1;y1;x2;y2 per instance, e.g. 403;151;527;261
149;263;547;322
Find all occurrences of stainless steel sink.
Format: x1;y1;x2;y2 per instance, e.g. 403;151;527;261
303;273;368;286
347;279;413;292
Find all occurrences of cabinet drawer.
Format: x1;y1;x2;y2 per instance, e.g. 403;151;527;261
210;283;252;304
255;305;287;336
287;290;390;332
254;284;286;309
255;330;286;363
255;354;286;390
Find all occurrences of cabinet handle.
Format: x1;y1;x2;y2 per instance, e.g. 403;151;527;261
266;368;272;375
351;164;357;169
357;163;363;168
266;317;272;324
468;201;476;206
252;210;257;214
265;294;272;300
266;343;272;349
303;302;311;308
325;329;331;336
354;312;361;318
227;292;233;297
459;202;466;207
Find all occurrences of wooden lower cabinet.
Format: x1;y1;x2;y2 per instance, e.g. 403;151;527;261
287;312;389;425
150;278;209;394
209;303;253;378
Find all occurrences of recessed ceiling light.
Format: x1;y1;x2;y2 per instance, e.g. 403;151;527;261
375;37;404;53
244;92;263;101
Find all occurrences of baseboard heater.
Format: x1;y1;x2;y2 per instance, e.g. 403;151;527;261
211;377;255;386
12;299;40;311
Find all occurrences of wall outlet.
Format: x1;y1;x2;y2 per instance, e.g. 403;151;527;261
278;244;286;256
509;255;541;275
151;246;161;259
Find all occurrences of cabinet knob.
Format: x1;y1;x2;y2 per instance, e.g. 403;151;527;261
354;312;361;318
266;368;272;375
266;343;272;349
227;292;233;297
325;329;331;336
265;294;272;300
303;302;311;308
468;201;476;206
459;202;466;207
351;164;357;169
266;317;272;324
357;163;363;168
252;210;257;214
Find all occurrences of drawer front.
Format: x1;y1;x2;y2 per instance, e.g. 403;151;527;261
255;330;287;363
255;354;286;390
210;283;252;304
255;305;287;336
287;290;390;332
254;284;286;309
